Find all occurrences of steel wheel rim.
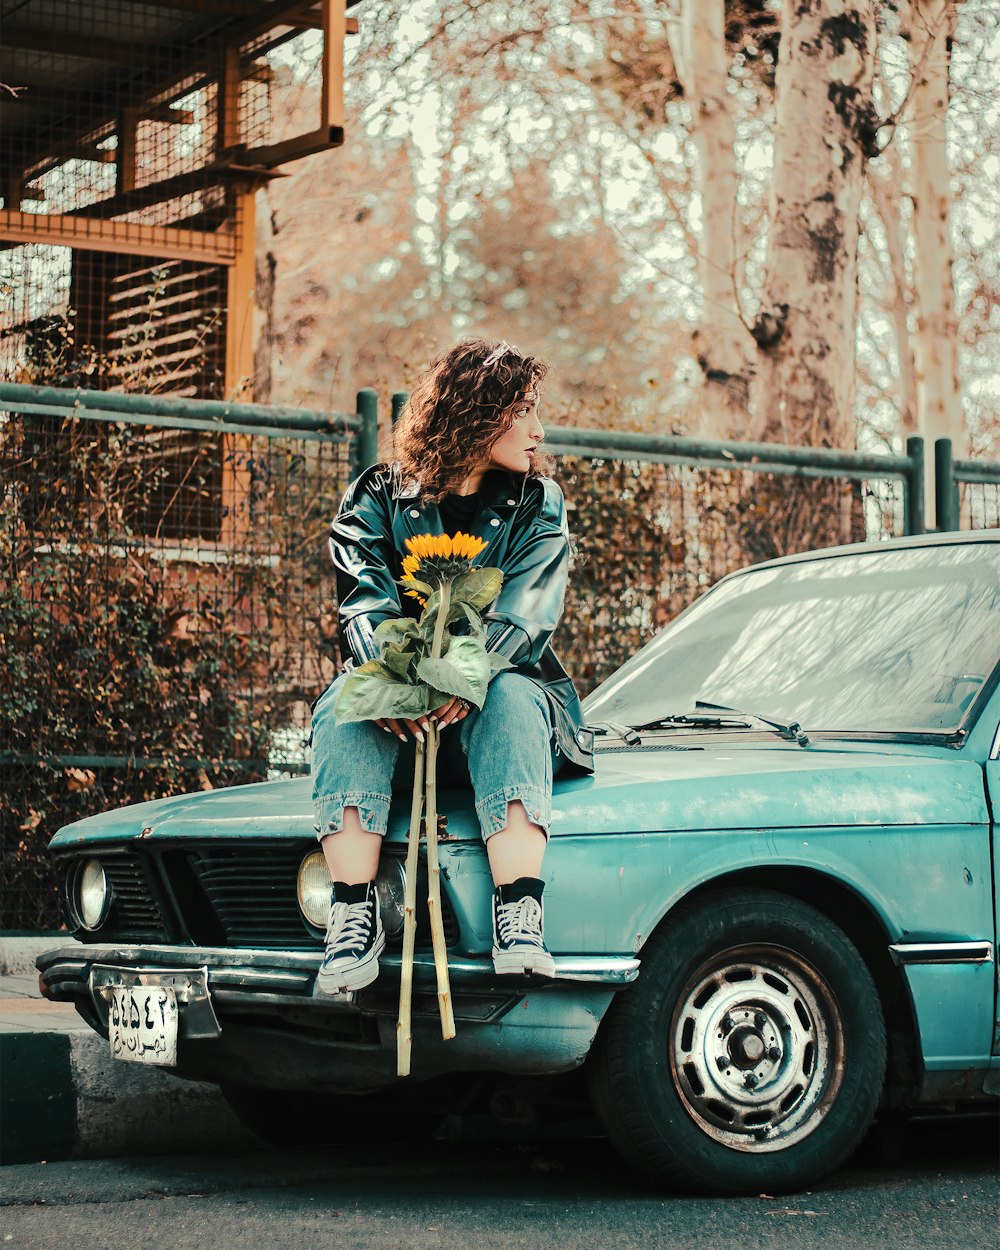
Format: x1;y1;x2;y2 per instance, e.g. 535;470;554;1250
668;943;845;1153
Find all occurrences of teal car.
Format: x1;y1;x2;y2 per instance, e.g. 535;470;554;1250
39;531;1000;1193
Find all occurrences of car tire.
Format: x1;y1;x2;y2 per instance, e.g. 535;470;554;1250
588;887;887;1194
220;1084;444;1148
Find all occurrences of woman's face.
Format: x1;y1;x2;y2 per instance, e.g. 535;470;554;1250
481;393;544;476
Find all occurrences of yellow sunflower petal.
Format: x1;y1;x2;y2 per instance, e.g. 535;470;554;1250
463;532;487;559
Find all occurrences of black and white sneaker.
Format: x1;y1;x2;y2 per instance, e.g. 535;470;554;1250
314;881;385;995
492;877;556;977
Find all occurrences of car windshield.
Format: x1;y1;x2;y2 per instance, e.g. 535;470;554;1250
584;542;1000;736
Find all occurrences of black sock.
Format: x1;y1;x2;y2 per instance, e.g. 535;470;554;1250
332;880;372;904
498;877;544;905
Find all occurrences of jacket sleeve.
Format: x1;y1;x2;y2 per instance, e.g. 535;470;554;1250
328;468;403;667
484;478;570;668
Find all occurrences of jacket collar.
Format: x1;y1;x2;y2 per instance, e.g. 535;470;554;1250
392;465;528;513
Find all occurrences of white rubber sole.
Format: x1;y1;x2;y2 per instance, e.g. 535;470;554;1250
492;946;556;978
314;932;386;995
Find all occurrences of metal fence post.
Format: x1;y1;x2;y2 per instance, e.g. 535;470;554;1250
391;391;408;427
353;389;379;476
934;438;960;532
903;435;925;536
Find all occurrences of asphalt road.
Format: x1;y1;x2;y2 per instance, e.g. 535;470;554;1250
1;1115;996;1250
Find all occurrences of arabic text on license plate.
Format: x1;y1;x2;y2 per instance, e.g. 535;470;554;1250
109;985;178;1066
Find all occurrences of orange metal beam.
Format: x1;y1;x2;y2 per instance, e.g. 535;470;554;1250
224;187;257;395
0;210;236;264
241;0;346;167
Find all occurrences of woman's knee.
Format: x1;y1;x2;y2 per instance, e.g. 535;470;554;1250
479;671;549;722
310;671;351;734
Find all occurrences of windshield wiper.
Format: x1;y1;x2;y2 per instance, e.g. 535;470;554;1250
695;701;810;747
589;720;642;747
632;703;810;747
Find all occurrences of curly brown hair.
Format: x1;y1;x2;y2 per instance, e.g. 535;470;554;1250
392;338;550;503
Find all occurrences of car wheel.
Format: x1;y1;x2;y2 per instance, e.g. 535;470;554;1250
220;1084;444;1148
588;888;887;1194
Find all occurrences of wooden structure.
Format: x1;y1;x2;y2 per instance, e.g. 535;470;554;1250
1;0;356;400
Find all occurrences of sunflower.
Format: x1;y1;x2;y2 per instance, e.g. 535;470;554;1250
400;531;489;604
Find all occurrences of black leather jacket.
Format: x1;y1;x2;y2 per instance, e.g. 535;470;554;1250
329;463;594;775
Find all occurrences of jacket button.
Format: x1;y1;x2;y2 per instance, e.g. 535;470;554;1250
409;509;419;518
489;518;500;527
506;498;516;506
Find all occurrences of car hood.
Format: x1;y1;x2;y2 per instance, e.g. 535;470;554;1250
49;739;988;849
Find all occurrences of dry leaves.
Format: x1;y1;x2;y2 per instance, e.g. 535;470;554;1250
64;767;96;792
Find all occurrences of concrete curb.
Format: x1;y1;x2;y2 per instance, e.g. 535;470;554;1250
0;934;83;976
1;935;256;1164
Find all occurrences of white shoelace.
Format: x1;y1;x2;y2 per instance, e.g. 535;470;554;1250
495;896;544;948
324;898;373;959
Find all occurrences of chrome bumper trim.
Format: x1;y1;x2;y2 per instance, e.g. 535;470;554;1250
888;940;994;966
38;943;640;1002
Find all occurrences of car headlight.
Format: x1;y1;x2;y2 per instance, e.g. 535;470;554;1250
76;858;109;930
297;850;332;928
374;859;405;938
296;850;406;938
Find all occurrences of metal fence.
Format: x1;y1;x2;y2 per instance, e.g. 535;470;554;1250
935;437;1000;532
1;381;994;929
1;383;373;928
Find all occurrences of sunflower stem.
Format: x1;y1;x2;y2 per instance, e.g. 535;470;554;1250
397;737;425;1078
424;721;455;1040
430;578;451;662
424;578;455;1041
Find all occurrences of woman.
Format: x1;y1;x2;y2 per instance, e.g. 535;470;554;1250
310;338;594;996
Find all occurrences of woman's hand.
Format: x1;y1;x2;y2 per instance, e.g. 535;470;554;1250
374;698;470;742
432;696;471;729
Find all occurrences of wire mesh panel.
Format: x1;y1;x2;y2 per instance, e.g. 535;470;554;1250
960;479;1000;530
0;401;350;928
1;0;350;397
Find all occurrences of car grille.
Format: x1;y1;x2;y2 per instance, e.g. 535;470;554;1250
62;845;459;950
188;848;316;947
101;856;170;942
186;847;459;950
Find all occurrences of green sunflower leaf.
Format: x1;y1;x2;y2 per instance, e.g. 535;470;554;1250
450;567;503;611
418;593;465;635
417;638;490;708
382;643;418;678
335;672;438;724
460;601;487;639
373;617;421;648
488;651;515;677
351;659;398;681
397;575;434;597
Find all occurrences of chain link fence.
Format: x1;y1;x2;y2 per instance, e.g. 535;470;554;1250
1;387;362;928
2;384;987;930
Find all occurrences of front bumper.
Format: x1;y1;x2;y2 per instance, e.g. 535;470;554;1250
38;943;641;1088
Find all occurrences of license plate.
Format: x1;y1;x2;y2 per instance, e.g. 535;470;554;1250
109;985;178;1066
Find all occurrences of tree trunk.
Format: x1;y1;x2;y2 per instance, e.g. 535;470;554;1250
749;0;877;451
867;156;918;437
902;0;963;527
676;0;754;440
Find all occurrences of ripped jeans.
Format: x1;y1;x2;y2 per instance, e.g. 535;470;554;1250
311;669;563;843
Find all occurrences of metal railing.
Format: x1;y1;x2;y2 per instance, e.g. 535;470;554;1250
935;437;1000;532
1;384;375;928
2;381;996;930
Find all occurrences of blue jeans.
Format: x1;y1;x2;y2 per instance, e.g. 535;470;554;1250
311;670;563;843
